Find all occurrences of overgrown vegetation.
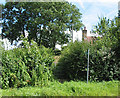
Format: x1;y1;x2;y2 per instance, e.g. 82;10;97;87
54;17;120;81
1;17;120;90
1;38;54;89
1;80;119;96
54;40;120;81
54;41;89;80
89;35;120;81
1;2;119;96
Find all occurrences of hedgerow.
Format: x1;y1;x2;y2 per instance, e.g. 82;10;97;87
54;38;120;81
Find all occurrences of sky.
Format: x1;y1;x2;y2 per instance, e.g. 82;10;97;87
68;0;119;31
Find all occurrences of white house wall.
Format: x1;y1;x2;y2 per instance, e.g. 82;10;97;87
73;30;82;42
55;30;83;50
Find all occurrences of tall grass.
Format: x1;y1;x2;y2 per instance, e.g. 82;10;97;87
1;80;119;96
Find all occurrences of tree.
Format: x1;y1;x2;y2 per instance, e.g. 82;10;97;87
2;2;83;49
92;17;110;35
93;17;119;37
93;16;120;63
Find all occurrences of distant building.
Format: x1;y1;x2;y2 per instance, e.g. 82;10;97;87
55;27;102;50
64;30;82;42
82;27;102;43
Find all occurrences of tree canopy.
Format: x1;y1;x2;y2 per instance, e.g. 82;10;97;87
93;16;120;60
2;2;83;49
93;17;119;36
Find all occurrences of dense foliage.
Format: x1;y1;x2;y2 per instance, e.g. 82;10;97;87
2;2;83;49
93;17;120;60
1;39;54;89
54;17;120;81
89;36;120;81
0;39;4;88
54;41;89;80
91;17;120;80
1;4;120;90
54;37;120;81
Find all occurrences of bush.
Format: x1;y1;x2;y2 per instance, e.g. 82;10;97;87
54;39;120;81
89;38;120;81
54;41;89;81
1;39;54;89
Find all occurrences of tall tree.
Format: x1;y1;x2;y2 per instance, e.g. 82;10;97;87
93;17;120;37
93;16;120;60
2;2;83;49
92;17;110;35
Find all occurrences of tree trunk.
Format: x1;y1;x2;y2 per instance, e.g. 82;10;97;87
38;31;42;46
23;25;25;37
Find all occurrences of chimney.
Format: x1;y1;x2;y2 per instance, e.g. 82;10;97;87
118;1;120;18
82;26;87;41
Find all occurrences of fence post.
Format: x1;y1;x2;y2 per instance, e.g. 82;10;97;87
87;49;89;84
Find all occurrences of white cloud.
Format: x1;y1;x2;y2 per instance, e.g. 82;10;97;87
97;0;119;3
80;1;118;31
82;5;103;30
0;0;5;4
118;1;120;10
106;10;117;18
67;0;85;9
78;0;119;2
77;0;84;9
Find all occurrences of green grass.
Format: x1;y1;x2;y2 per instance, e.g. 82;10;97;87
1;80;119;96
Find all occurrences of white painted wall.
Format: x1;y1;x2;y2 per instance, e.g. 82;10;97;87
55;30;83;50
73;30;82;42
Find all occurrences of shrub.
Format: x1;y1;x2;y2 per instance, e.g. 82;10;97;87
1;39;54;89
54;39;120;81
89;38;120;81
54;41;89;81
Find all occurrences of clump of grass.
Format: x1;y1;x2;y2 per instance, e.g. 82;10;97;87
1;80;119;96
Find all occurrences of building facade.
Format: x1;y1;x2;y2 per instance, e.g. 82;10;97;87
55;27;102;50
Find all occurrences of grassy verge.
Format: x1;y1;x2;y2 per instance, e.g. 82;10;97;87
1;80;119;96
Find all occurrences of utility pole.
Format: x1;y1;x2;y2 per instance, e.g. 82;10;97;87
87;49;89;84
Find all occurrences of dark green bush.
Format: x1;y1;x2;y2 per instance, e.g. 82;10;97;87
54;41;89;81
89;38;120;81
54;39;120;81
1;39;54;89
